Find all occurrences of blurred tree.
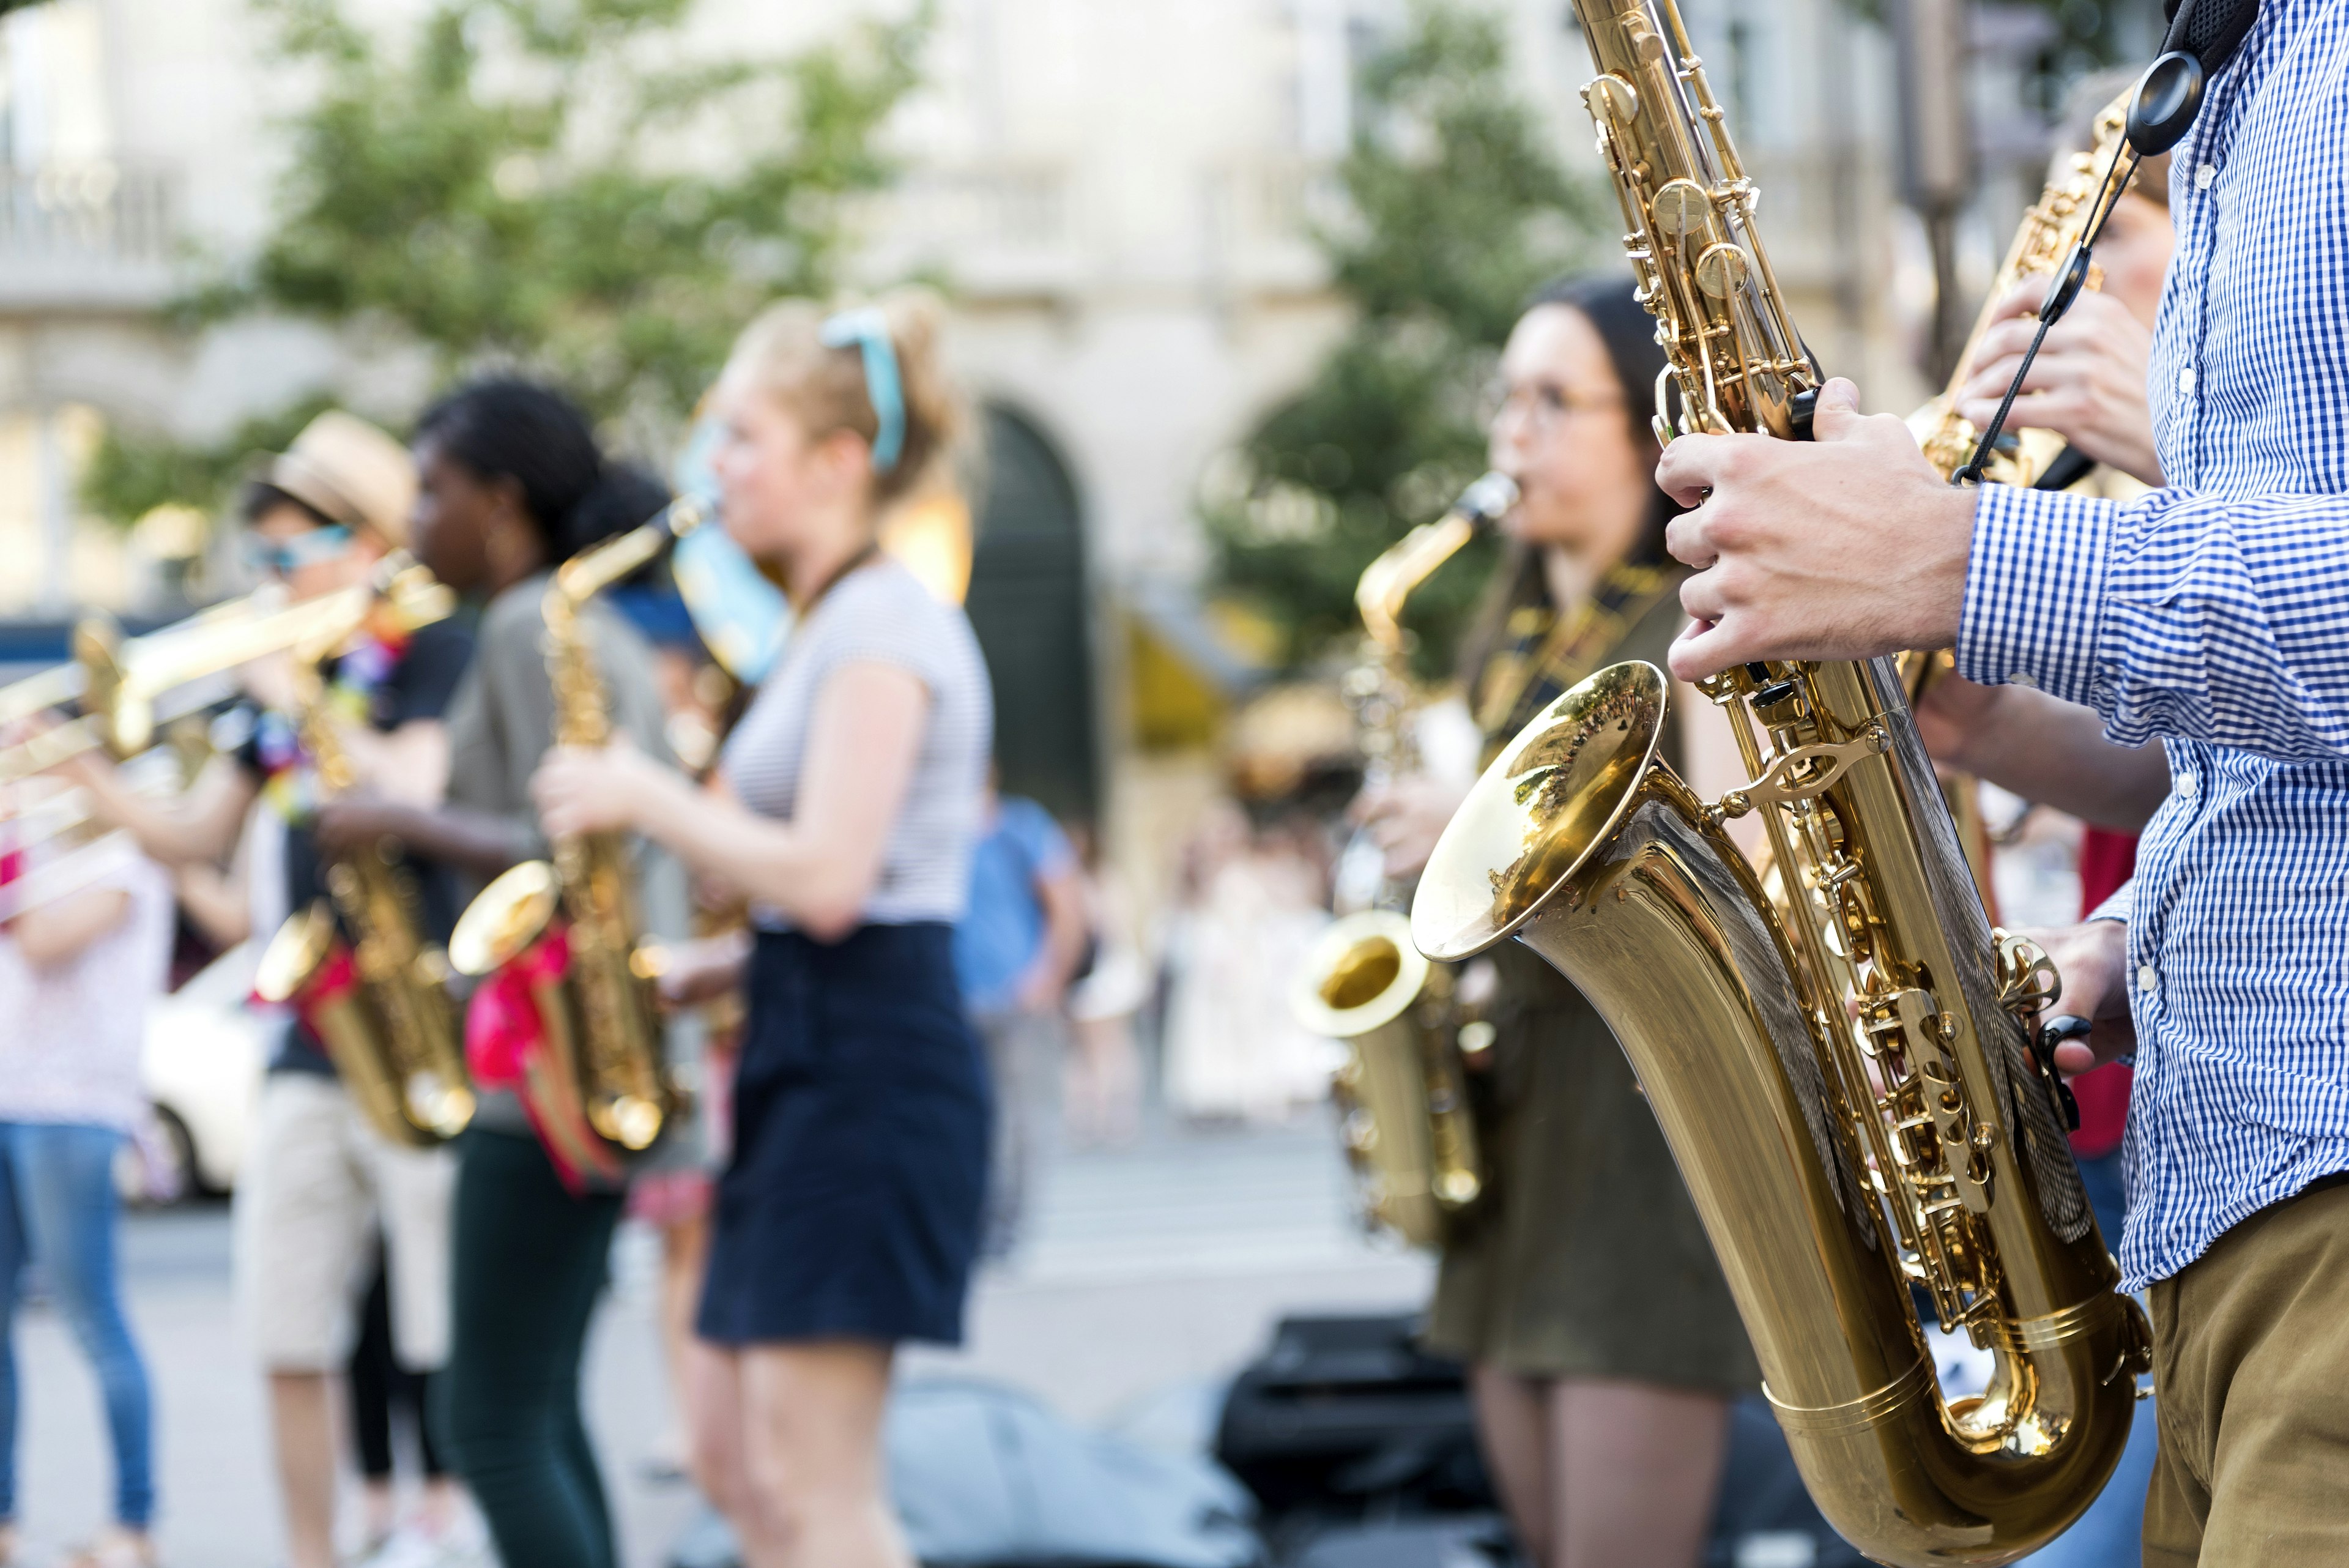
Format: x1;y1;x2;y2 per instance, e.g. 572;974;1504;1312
1847;0;2169;116
2005;0;2170;116
82;395;340;531
85;0;925;525
1205;1;1602;677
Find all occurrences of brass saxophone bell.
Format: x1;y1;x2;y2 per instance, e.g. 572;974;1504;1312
448;861;562;979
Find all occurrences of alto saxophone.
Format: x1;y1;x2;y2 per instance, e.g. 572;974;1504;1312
254;570;475;1148
1912;89;2134;488
1294;474;1515;1247
448;499;708;1154
1412;6;2149;1564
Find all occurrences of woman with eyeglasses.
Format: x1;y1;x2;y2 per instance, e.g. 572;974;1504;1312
531;291;989;1568
308;379;691;1568
62;412;475;1568
1353;275;1758;1568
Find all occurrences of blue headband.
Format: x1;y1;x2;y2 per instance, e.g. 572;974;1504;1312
818;307;907;474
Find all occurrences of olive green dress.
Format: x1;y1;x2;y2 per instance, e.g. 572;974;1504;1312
1423;562;1762;1394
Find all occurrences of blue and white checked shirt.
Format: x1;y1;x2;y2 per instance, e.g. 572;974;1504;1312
1959;0;2349;1292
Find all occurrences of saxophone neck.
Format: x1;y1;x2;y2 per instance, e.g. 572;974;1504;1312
1354;472;1515;652
551;496;708;608
540;497;708;753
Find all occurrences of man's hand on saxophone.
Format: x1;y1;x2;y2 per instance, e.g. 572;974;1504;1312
1654;378;1980;680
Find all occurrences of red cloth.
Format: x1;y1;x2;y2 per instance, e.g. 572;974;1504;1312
2069;827;2140;1159
249;943;359;1020
464;926;623;1193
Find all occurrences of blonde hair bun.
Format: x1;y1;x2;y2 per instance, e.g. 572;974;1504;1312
726;288;967;505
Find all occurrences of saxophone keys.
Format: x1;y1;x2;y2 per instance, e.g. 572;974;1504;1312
1650;178;1710;242
1583;73;1639;127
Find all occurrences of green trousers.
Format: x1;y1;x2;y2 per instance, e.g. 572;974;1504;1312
433;1127;625;1568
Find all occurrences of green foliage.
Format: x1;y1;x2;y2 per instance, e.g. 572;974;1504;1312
2006;0;2169;116
1206;2;1601;675
87;0;924;524
1842;0;2165;116
233;0;924;418
81;395;341;530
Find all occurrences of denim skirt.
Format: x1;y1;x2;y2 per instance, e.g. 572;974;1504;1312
697;923;991;1347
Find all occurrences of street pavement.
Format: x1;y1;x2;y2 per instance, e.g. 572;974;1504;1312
10;1117;1431;1567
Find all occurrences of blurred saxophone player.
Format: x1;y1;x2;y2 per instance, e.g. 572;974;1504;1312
1353;275;1757;1568
1909;76;2178;1568
59;412;475;1568
533;291;990;1568
308;380;691;1568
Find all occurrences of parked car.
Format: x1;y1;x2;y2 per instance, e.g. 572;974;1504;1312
127;943;270;1200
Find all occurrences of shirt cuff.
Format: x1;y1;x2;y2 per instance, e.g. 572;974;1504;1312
2088;877;2133;924
1955;483;2118;708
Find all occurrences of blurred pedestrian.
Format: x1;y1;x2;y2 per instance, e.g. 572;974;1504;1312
1162;801;1334;1124
0;827;176;1568
62;413;470;1568
314;382;692;1568
1062;826;1146;1150
532;289;989;1568
956;778;1089;1258
344;1238;470;1566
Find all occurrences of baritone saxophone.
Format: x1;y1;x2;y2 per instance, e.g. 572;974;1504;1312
1292;475;1514;1247
1409;6;2151;1564
449;499;708;1154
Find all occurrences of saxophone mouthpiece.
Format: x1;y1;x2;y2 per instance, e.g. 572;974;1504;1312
1455;472;1520;532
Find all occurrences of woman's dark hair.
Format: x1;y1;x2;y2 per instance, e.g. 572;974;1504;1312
412;377;651;561
1522;271;1682;560
1457;272;1688;688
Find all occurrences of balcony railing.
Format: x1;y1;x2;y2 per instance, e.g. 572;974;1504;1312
0;160;180;310
1202;157;1342;300
852;164;1083;299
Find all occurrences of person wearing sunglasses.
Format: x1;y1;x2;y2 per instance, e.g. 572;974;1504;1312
64;411;477;1568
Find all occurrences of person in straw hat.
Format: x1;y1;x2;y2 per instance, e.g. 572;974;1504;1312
64;411;481;1568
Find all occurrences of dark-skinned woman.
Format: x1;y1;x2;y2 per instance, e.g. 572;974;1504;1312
314;379;691;1568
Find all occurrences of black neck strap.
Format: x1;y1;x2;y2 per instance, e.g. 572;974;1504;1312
2166;0;2263;77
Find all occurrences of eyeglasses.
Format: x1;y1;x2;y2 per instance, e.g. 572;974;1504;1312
242;524;354;578
1481;378;1625;437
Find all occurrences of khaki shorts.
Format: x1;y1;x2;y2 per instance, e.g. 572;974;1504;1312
232;1073;455;1373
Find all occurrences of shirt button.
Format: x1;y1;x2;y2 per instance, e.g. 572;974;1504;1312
2175;771;2199;797
2180;366;2198;395
2137;965;2160;994
2009;672;2039;689
2196;163;2217;190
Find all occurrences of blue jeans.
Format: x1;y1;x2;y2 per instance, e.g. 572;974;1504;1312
0;1122;155;1529
2019;1148;2153;1566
